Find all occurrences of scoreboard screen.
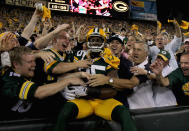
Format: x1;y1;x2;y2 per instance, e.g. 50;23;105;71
48;0;69;11
5;0;130;19
48;0;130;18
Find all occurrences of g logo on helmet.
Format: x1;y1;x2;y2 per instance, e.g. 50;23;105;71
113;1;129;12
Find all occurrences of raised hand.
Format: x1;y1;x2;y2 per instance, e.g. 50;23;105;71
150;61;164;75
54;24;70;34
0;32;19;52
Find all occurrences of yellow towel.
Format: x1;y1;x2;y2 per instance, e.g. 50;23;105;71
157;21;162;30
180;20;189;30
42;6;51;22
131;24;138;31
183;32;189;36
101;48;120;69
0;22;3;29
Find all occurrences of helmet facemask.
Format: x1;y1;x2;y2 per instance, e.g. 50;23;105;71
86;27;107;53
87;36;105;52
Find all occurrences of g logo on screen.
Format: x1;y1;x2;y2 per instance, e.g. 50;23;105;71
113;1;129;12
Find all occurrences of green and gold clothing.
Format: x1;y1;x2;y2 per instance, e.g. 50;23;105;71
54;49;137;131
168;68;189;105
0;67;38;114
73;50;114;75
68;49;123;120
0;67;65;118
33;48;69;84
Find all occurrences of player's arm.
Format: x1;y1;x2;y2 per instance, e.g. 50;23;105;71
87;70;118;99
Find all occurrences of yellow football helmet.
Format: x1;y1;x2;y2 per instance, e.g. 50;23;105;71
86;27;107;52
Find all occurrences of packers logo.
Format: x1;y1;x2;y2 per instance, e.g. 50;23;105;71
113;1;129;12
182;82;189;96
162;51;167;55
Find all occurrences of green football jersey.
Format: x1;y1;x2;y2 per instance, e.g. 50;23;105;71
0;67;38;113
34;48;70;84
168;68;189;105
43;48;66;74
73;50;114;75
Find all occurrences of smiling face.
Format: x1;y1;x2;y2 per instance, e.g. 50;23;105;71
12;52;36;78
180;54;189;76
109;39;123;57
54;31;70;52
17;54;36;78
10;47;36;78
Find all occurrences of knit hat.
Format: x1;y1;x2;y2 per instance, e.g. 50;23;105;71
157;50;171;61
108;34;124;45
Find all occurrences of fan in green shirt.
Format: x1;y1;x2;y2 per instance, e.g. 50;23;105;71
151;52;189;105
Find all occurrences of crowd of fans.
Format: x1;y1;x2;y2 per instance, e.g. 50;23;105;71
0;3;189;131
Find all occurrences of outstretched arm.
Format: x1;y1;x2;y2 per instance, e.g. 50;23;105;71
35;77;85;99
88;74;139;89
34;24;70;49
21;9;42;40
52;60;92;74
173;19;182;38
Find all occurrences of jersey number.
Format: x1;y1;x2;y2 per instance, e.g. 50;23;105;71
90;65;106;75
11;100;32;113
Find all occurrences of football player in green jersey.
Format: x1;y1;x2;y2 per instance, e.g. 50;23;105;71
54;27;137;131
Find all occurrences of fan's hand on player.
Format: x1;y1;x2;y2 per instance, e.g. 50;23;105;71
69;77;86;86
34;51;55;63
80;72;91;79
77;60;92;68
88;74;109;87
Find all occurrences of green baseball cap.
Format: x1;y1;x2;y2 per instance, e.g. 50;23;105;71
157;50;171;61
